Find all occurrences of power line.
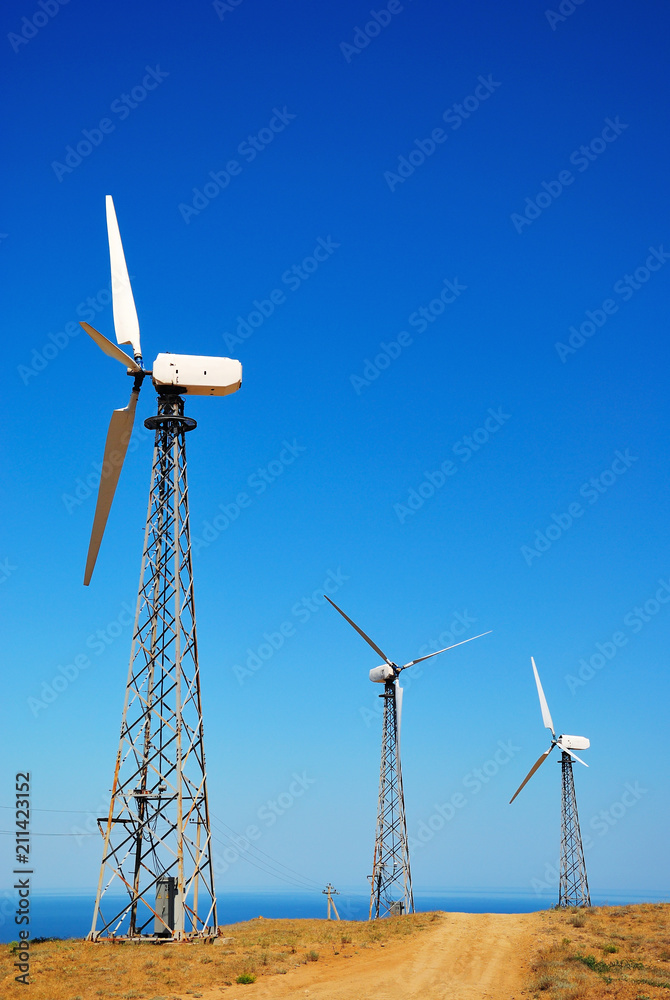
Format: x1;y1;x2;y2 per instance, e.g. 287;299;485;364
0;830;97;837
209;825;319;891
210;812;322;890
0;806;98;814
0;805;323;892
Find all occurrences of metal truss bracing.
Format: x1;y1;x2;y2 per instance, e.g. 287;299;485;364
369;682;414;919
89;394;217;940
559;751;591;909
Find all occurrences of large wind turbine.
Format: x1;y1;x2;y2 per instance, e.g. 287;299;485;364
510;657;591;908
83;196;242;940
325;597;489;919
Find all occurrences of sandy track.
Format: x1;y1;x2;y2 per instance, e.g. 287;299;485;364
185;912;535;1000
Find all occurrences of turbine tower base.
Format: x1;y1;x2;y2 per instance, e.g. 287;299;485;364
559;751;591;908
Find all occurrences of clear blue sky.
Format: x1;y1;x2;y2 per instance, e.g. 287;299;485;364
1;0;668;903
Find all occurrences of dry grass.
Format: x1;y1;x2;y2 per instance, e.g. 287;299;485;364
529;903;670;999
0;911;442;1000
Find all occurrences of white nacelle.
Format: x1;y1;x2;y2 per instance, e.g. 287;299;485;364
152;354;242;396
370;664;395;683
559;734;590;750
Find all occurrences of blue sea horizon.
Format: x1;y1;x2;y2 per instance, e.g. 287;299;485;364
1;887;667;943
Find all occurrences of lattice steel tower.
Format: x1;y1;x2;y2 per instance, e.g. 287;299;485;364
369;679;413;918
90;395;219;939
559;751;590;908
79;196;242;940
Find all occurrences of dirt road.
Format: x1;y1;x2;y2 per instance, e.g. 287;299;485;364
186;912;535;1000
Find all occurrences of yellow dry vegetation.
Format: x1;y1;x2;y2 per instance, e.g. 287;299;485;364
0;911;438;1000
2;903;669;1000
530;903;670;999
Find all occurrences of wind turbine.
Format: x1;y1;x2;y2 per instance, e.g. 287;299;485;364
510;657;591;908
83;196;242;940
325;596;490;919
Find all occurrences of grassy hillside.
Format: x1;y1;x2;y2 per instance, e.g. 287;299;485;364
530;903;670;998
1;911;440;1000
2;903;668;999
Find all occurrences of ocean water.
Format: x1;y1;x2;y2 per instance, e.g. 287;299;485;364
1;888;666;943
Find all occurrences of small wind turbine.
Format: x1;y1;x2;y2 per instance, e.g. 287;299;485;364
84;196;242;941
82;196;241;586
325;596;490;919
510;657;591;908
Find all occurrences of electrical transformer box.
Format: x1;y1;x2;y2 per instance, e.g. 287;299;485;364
155;876;177;935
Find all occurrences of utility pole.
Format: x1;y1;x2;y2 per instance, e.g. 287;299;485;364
323;883;340;920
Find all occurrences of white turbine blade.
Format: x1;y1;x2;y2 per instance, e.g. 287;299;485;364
531;657;555;736
556;741;589;768
399;630;492;671
394;679;404;801
509;745;554;804
84;389;139;586
324;596;394;667
106;195;142;357
394;679;403;748
80;322;142;373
